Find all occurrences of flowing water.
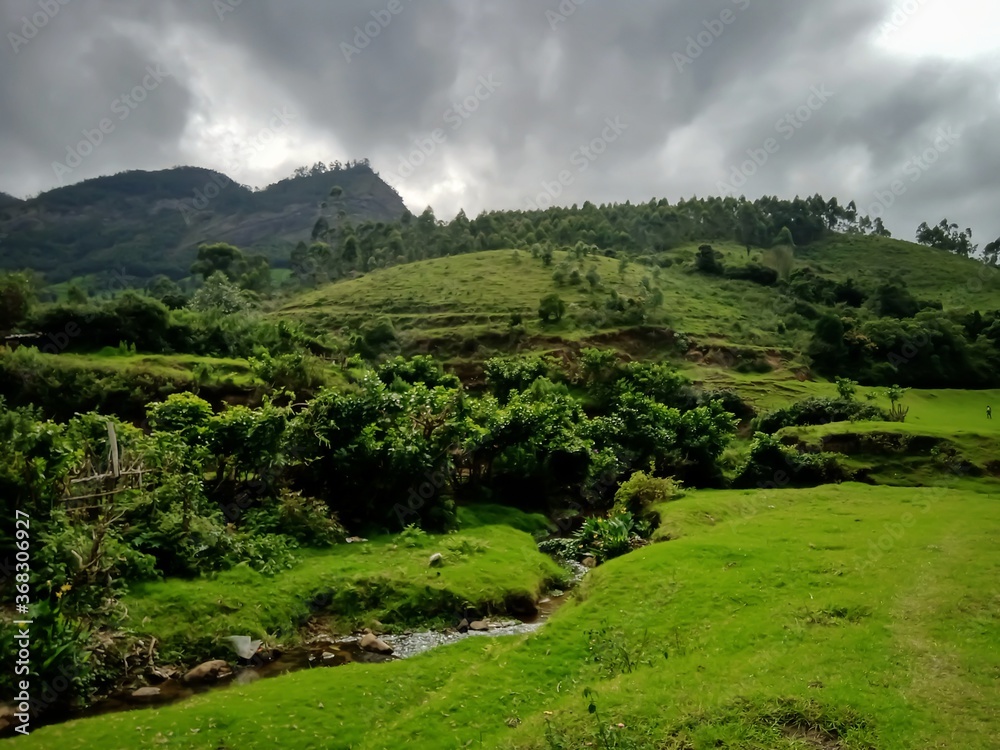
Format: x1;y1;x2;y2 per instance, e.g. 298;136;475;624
30;564;584;731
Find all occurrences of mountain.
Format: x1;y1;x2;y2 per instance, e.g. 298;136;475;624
0;163;407;282
0;192;22;209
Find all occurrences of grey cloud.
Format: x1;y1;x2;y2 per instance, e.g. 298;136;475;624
0;0;997;245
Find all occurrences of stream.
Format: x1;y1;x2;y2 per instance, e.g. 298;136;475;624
31;565;584;731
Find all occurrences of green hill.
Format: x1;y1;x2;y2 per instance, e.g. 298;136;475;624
0;163;406;282
276;235;1000;369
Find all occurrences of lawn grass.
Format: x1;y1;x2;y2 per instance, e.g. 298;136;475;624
123;505;565;661
27;483;1000;749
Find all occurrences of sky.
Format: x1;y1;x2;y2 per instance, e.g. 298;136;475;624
1;0;998;245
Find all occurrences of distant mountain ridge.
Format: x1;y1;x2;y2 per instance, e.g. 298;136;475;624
0;163;407;282
0;192;21;209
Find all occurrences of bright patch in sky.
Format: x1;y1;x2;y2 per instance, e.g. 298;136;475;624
875;0;1000;59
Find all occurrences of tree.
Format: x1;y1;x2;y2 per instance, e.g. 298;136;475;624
916;219;977;257
0;272;35;332
190;243;246;281
985;237;1000;266
807;314;847;373
147;276;188;309
773;225;796;249
189;272;254;315
65;283;88;305
695;245;723;275
538;294;566;323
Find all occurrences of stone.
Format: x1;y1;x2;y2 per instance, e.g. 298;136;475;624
0;704;16;733
457;618;470;633
182;659;232;684
429;552;444;567
469;620;489;632
359;632;394;655
581;556;598;568
131;687;162;699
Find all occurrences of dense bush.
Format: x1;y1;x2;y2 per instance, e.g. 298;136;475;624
243;490;347;547
725;263;779;286
733;432;850;489
612;471;681;529
756;397;886;433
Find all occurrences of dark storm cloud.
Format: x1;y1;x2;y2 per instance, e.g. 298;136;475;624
0;0;997;245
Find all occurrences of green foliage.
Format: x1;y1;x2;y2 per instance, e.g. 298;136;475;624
189;271;256;315
695;244;723;274
835;377;858;401
571;511;647;564
0;271;36;331
376;355;460;389
916;218;977;257
245;489;347;548
484;356;549;402
248;348;328;393
539;293;567;323
394;524;431;548
146;393;214;444
885;384;910;422
724;262;778;286
613;471;682;520
756;397;885;433
734;432;849;488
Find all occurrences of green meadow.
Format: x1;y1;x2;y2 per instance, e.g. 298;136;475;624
22;484;1000;749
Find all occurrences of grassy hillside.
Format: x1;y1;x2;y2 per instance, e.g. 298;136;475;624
124;505;562;661
277;245;803;349
24;484;1000;749
275;235;1000;374
800;234;1000;309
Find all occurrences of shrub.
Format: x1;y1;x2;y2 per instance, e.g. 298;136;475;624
571;511;650;564
733;432;849;489
539;294;566;323
695;245;723;275
725;263;779;286
612;471;682;526
756;397;885;433
243;490;347;547
394;524;430;548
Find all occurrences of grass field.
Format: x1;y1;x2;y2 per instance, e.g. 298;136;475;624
24;483;1000;749
123;506;564;661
